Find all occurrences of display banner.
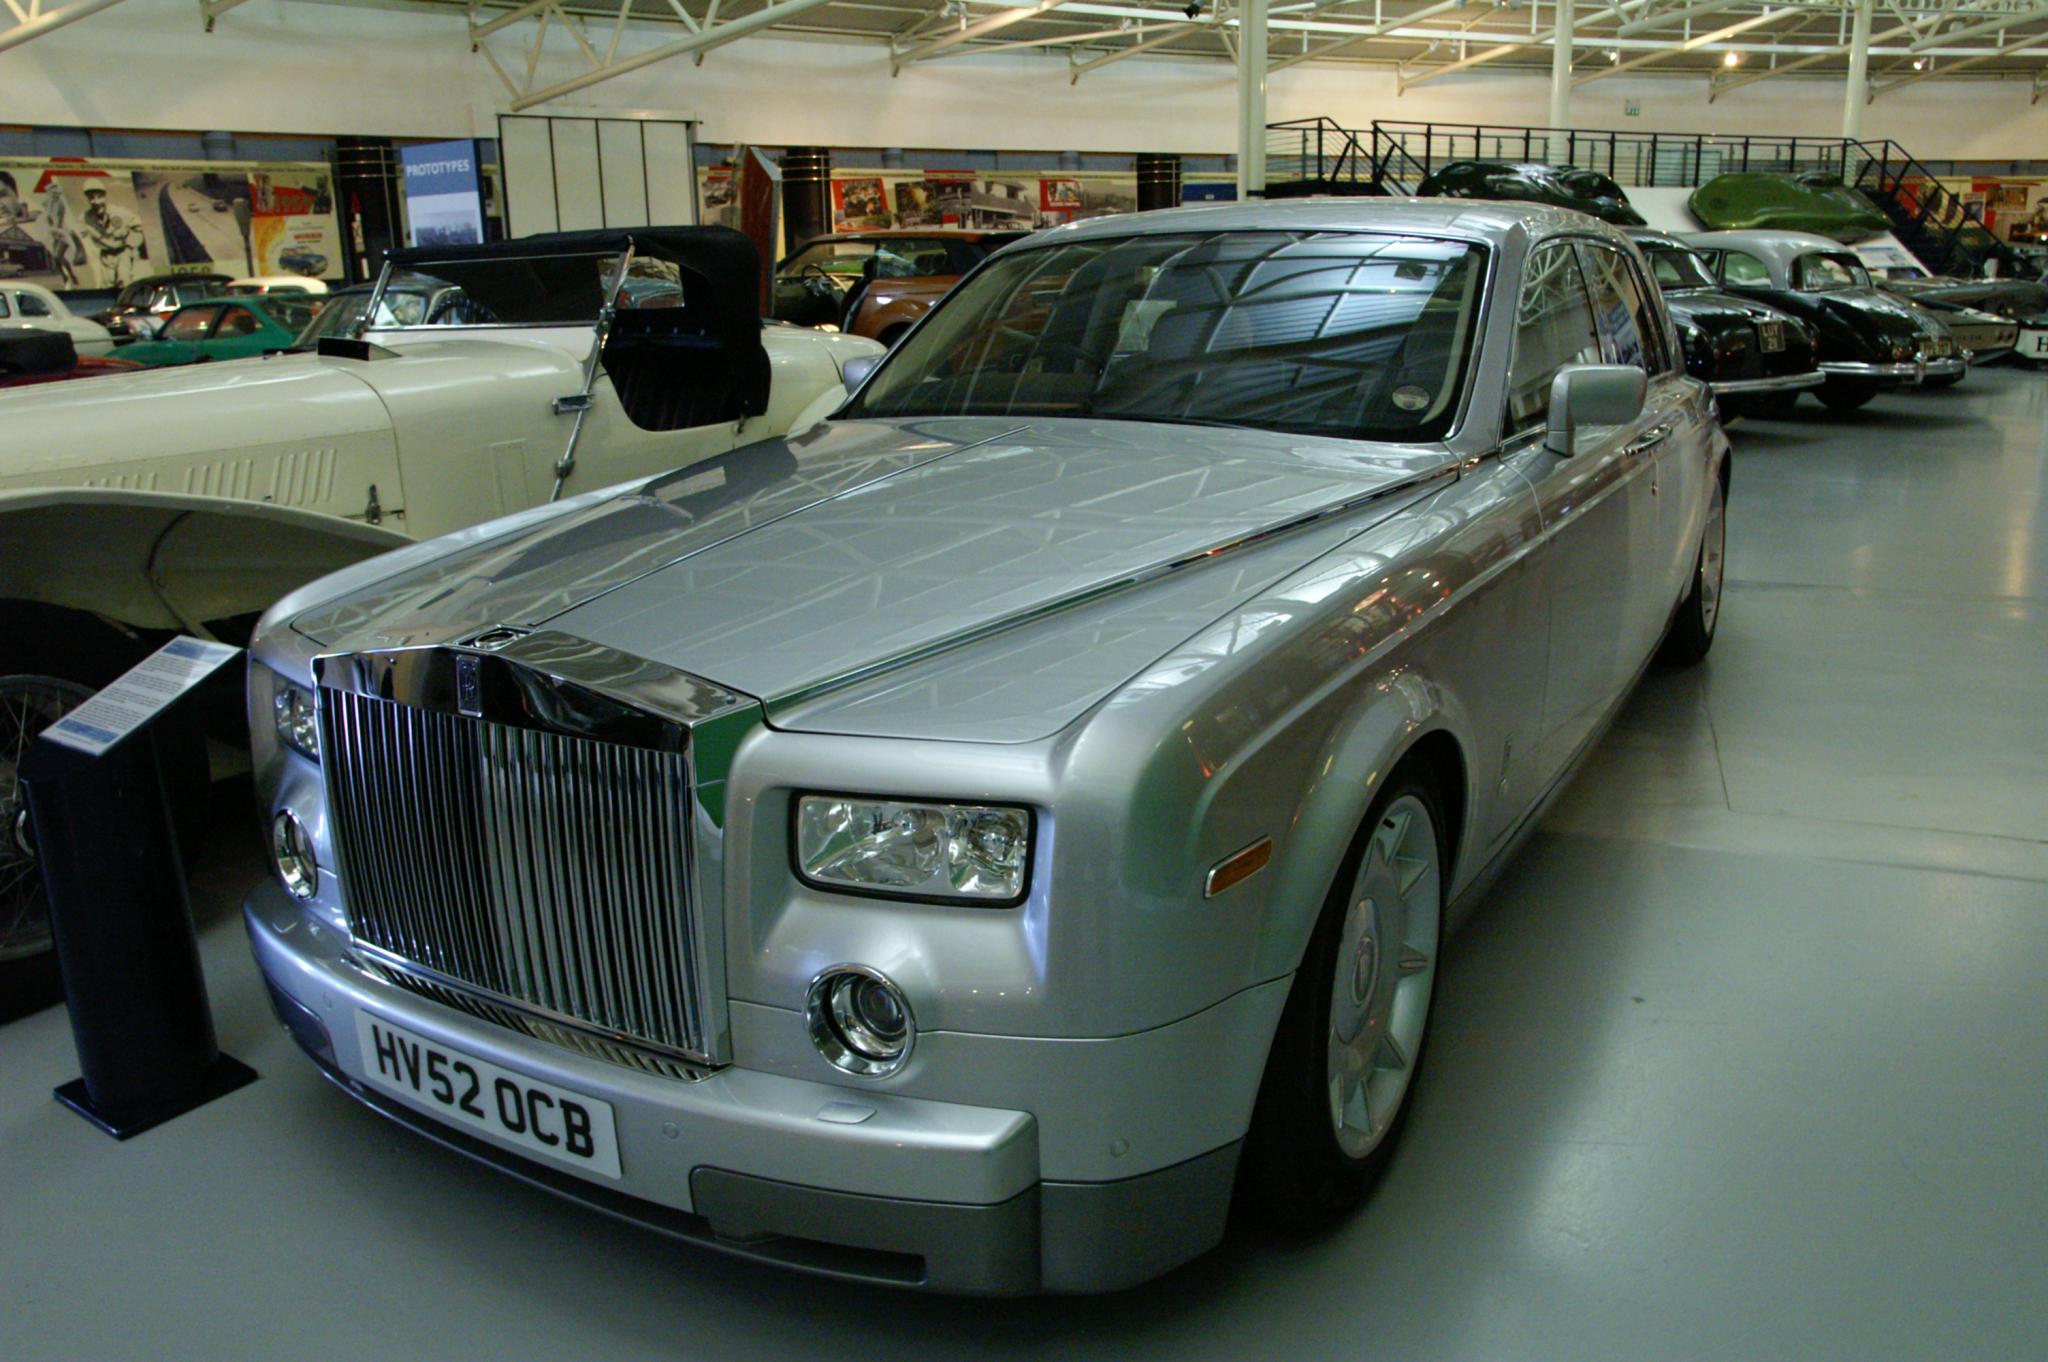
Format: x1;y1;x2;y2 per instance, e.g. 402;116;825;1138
399;140;485;247
1;156;342;289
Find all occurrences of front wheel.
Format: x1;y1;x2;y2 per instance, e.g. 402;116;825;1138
1925;371;1964;390
0;674;96;1022
1659;471;1727;667
1237;776;1446;1230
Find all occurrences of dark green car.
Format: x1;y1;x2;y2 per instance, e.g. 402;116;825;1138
118;295;323;366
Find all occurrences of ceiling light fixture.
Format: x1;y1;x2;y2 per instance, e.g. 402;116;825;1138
1912;56;1928;70
1607;48;1620;61
1723;49;1742;67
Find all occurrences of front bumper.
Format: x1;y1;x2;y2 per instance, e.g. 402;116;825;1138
1920;354;1968;378
245;881;1244;1295
1818;358;1926;383
1711;368;1826;396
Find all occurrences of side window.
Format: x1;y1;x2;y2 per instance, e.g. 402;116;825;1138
164;306;223;341
1579;243;1671;374
215;307;261;338
0;294;10;319
1507;241;1604;429
17;292;51;318
1721;251;1770;286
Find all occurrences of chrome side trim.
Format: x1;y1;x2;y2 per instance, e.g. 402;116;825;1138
1817;360;1922;379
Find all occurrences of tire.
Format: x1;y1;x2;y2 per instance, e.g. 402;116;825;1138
1816;379;1878;411
1237;772;1448;1231
1659;470;1727;668
0;674;97;1022
1925;372;1964;389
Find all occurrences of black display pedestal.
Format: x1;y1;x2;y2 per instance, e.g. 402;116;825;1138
19;640;256;1139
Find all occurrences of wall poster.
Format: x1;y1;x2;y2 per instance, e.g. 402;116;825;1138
399;140;485;247
0;156;342;290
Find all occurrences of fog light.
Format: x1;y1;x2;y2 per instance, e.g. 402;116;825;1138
272;810;317;900
806;966;914;1077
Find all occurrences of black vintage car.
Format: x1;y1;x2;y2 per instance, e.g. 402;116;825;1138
1416;160;1646;226
1685;230;1962;410
1628;229;1823;415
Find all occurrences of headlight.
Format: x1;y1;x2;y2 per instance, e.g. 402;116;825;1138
794;795;1030;903
1891;340;1915;362
273;680;320;762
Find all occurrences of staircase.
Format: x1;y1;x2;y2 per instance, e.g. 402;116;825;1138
1264;117;2018;277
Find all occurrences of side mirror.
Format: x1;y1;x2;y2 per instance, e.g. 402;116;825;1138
842;354;880;394
1545;364;1647;455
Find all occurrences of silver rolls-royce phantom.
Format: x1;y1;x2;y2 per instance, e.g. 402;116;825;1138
243;200;1730;1295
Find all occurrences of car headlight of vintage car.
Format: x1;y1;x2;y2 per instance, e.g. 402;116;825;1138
273;680;320;762
1890;339;1915;362
794;795;1030;903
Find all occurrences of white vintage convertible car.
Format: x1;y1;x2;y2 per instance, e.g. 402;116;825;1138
0;226;879;663
0;225;880;1016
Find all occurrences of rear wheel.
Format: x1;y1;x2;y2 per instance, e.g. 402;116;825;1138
1659;470;1727;667
1238;774;1446;1230
1817;379;1878;411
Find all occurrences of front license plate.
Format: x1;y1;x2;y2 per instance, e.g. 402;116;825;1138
1758;320;1785;353
355;1012;622;1179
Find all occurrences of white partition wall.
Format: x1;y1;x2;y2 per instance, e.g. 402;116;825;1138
497;113;697;236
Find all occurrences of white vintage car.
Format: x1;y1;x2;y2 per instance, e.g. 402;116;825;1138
0;226;881;1016
0;281;116;357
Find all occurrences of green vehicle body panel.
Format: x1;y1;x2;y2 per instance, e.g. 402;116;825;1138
120;297;318;367
1689;173;1890;243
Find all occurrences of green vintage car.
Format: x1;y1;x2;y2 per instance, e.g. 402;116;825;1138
117;295;324;366
1689;172;1890;242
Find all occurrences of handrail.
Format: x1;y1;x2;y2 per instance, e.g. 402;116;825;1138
1261;116;2024;276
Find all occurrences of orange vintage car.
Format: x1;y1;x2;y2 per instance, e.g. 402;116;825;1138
771;229;1029;345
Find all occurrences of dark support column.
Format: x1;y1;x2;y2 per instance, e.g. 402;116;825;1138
1136;154;1183;211
780;146;832;247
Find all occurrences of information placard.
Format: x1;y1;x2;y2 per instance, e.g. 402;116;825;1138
42;637;241;756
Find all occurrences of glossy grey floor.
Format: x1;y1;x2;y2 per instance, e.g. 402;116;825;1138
6;372;2047;1361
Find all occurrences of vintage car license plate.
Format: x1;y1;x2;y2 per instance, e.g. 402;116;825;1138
1758;320;1786;353
354;1011;623;1179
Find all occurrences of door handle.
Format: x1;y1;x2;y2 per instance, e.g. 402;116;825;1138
1625;423;1673;458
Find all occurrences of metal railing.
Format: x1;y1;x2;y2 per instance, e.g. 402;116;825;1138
1263;117;2023;275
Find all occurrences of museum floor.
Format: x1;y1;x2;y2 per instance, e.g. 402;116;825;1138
5;370;2046;1361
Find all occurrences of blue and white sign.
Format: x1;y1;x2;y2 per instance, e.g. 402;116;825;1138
400;139;485;247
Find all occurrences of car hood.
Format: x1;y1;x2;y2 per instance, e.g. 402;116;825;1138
292;416;1453;729
1813;288;1936;339
0;353;389;486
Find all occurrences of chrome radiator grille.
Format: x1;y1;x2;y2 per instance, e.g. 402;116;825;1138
321;688;710;1062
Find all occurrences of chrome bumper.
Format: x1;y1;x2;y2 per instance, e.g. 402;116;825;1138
1921;354;1968;378
245;881;1246;1294
1712;369;1826;396
1818;359;1925;381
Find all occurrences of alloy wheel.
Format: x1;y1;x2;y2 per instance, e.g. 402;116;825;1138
1325;793;1442;1160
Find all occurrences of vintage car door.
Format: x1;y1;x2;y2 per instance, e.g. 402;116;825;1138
1501;238;1662;784
206;304;271;361
1577;238;1702;644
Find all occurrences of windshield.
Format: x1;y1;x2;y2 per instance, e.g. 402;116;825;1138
1795;253;1871;291
844;230;1487;443
293;286;440;346
1648;248;1716;291
782;237;985;281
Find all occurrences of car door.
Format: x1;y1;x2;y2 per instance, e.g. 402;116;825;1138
156;304;224;363
1577;239;1702;656
1499;237;1662;785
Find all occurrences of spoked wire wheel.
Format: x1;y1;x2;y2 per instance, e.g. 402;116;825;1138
1325;793;1442;1161
1;676;94;967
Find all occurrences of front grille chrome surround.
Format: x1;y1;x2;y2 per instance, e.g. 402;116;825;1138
314;633;751;1069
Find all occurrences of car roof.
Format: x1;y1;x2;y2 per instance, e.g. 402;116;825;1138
1683;230;1858;268
1032;197;1621;247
